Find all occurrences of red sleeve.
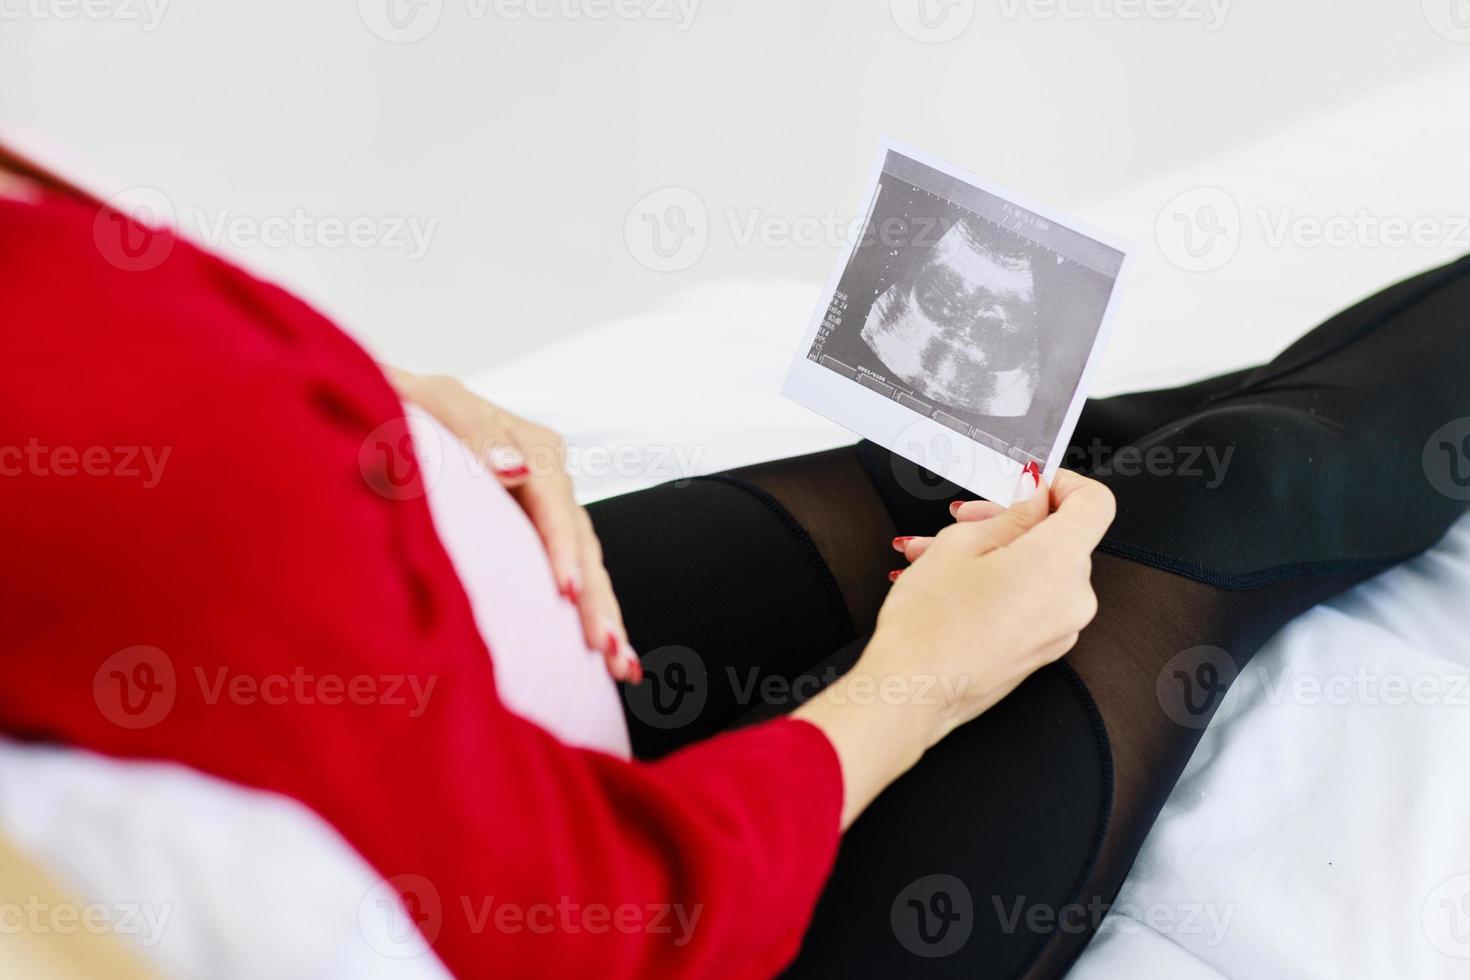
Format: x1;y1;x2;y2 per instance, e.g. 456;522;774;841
0;194;843;979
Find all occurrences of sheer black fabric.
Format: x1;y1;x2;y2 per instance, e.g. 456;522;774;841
588;254;1470;976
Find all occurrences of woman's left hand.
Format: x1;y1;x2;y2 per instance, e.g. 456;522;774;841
384;367;641;683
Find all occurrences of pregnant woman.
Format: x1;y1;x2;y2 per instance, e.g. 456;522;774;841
2;143;1467;979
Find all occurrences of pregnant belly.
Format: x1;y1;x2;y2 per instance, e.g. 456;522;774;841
412;409;631;758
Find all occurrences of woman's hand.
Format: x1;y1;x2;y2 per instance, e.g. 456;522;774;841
384;367;641;683
796;470;1114;827
877;469;1113;740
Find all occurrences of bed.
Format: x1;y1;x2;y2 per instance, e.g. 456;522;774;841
3;62;1469;977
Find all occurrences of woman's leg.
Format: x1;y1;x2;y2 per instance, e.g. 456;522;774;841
588;253;1470;976
588;448;888;758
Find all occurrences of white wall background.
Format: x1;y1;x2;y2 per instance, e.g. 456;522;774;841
1;0;1465;373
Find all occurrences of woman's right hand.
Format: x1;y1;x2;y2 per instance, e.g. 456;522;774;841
794;469;1114;828
870;469;1115;746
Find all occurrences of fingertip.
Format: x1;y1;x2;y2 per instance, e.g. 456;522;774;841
608;657;641;684
489;444;530;483
1010;463;1049;521
954;500;1003;523
1015;461;1042;499
559;566;582;606
595;623;618;668
902;536;931;561
552;553;579;599
598;624;642;684
619;646;643;685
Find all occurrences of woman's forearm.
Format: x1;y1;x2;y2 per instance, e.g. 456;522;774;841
794;647;945;830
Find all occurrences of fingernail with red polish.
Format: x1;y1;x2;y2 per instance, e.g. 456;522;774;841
489;446;529;478
888;569;903;582
948;501;963;518
561;569;582;605
1015;461;1042;502
620;647;643;685
892;536;914;552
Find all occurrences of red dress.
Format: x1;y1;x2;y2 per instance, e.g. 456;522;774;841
0;186;843;978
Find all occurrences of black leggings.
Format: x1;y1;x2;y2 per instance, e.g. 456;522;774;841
588;255;1470;977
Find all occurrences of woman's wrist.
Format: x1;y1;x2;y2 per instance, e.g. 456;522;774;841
792;645;946;830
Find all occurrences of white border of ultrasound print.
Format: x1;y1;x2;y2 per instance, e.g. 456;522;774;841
782;136;1135;507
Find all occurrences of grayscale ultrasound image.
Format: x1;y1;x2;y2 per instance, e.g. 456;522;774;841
861;218;1041;419
806;151;1124;464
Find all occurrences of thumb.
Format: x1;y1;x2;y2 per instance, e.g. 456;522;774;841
985;461;1048;541
1010;461;1048;515
934;463;1049;557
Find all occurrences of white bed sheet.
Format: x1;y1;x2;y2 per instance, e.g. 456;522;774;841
5;61;1470;977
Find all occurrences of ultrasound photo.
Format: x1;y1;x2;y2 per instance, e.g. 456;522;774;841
861;218;1042;420
785;140;1130;502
